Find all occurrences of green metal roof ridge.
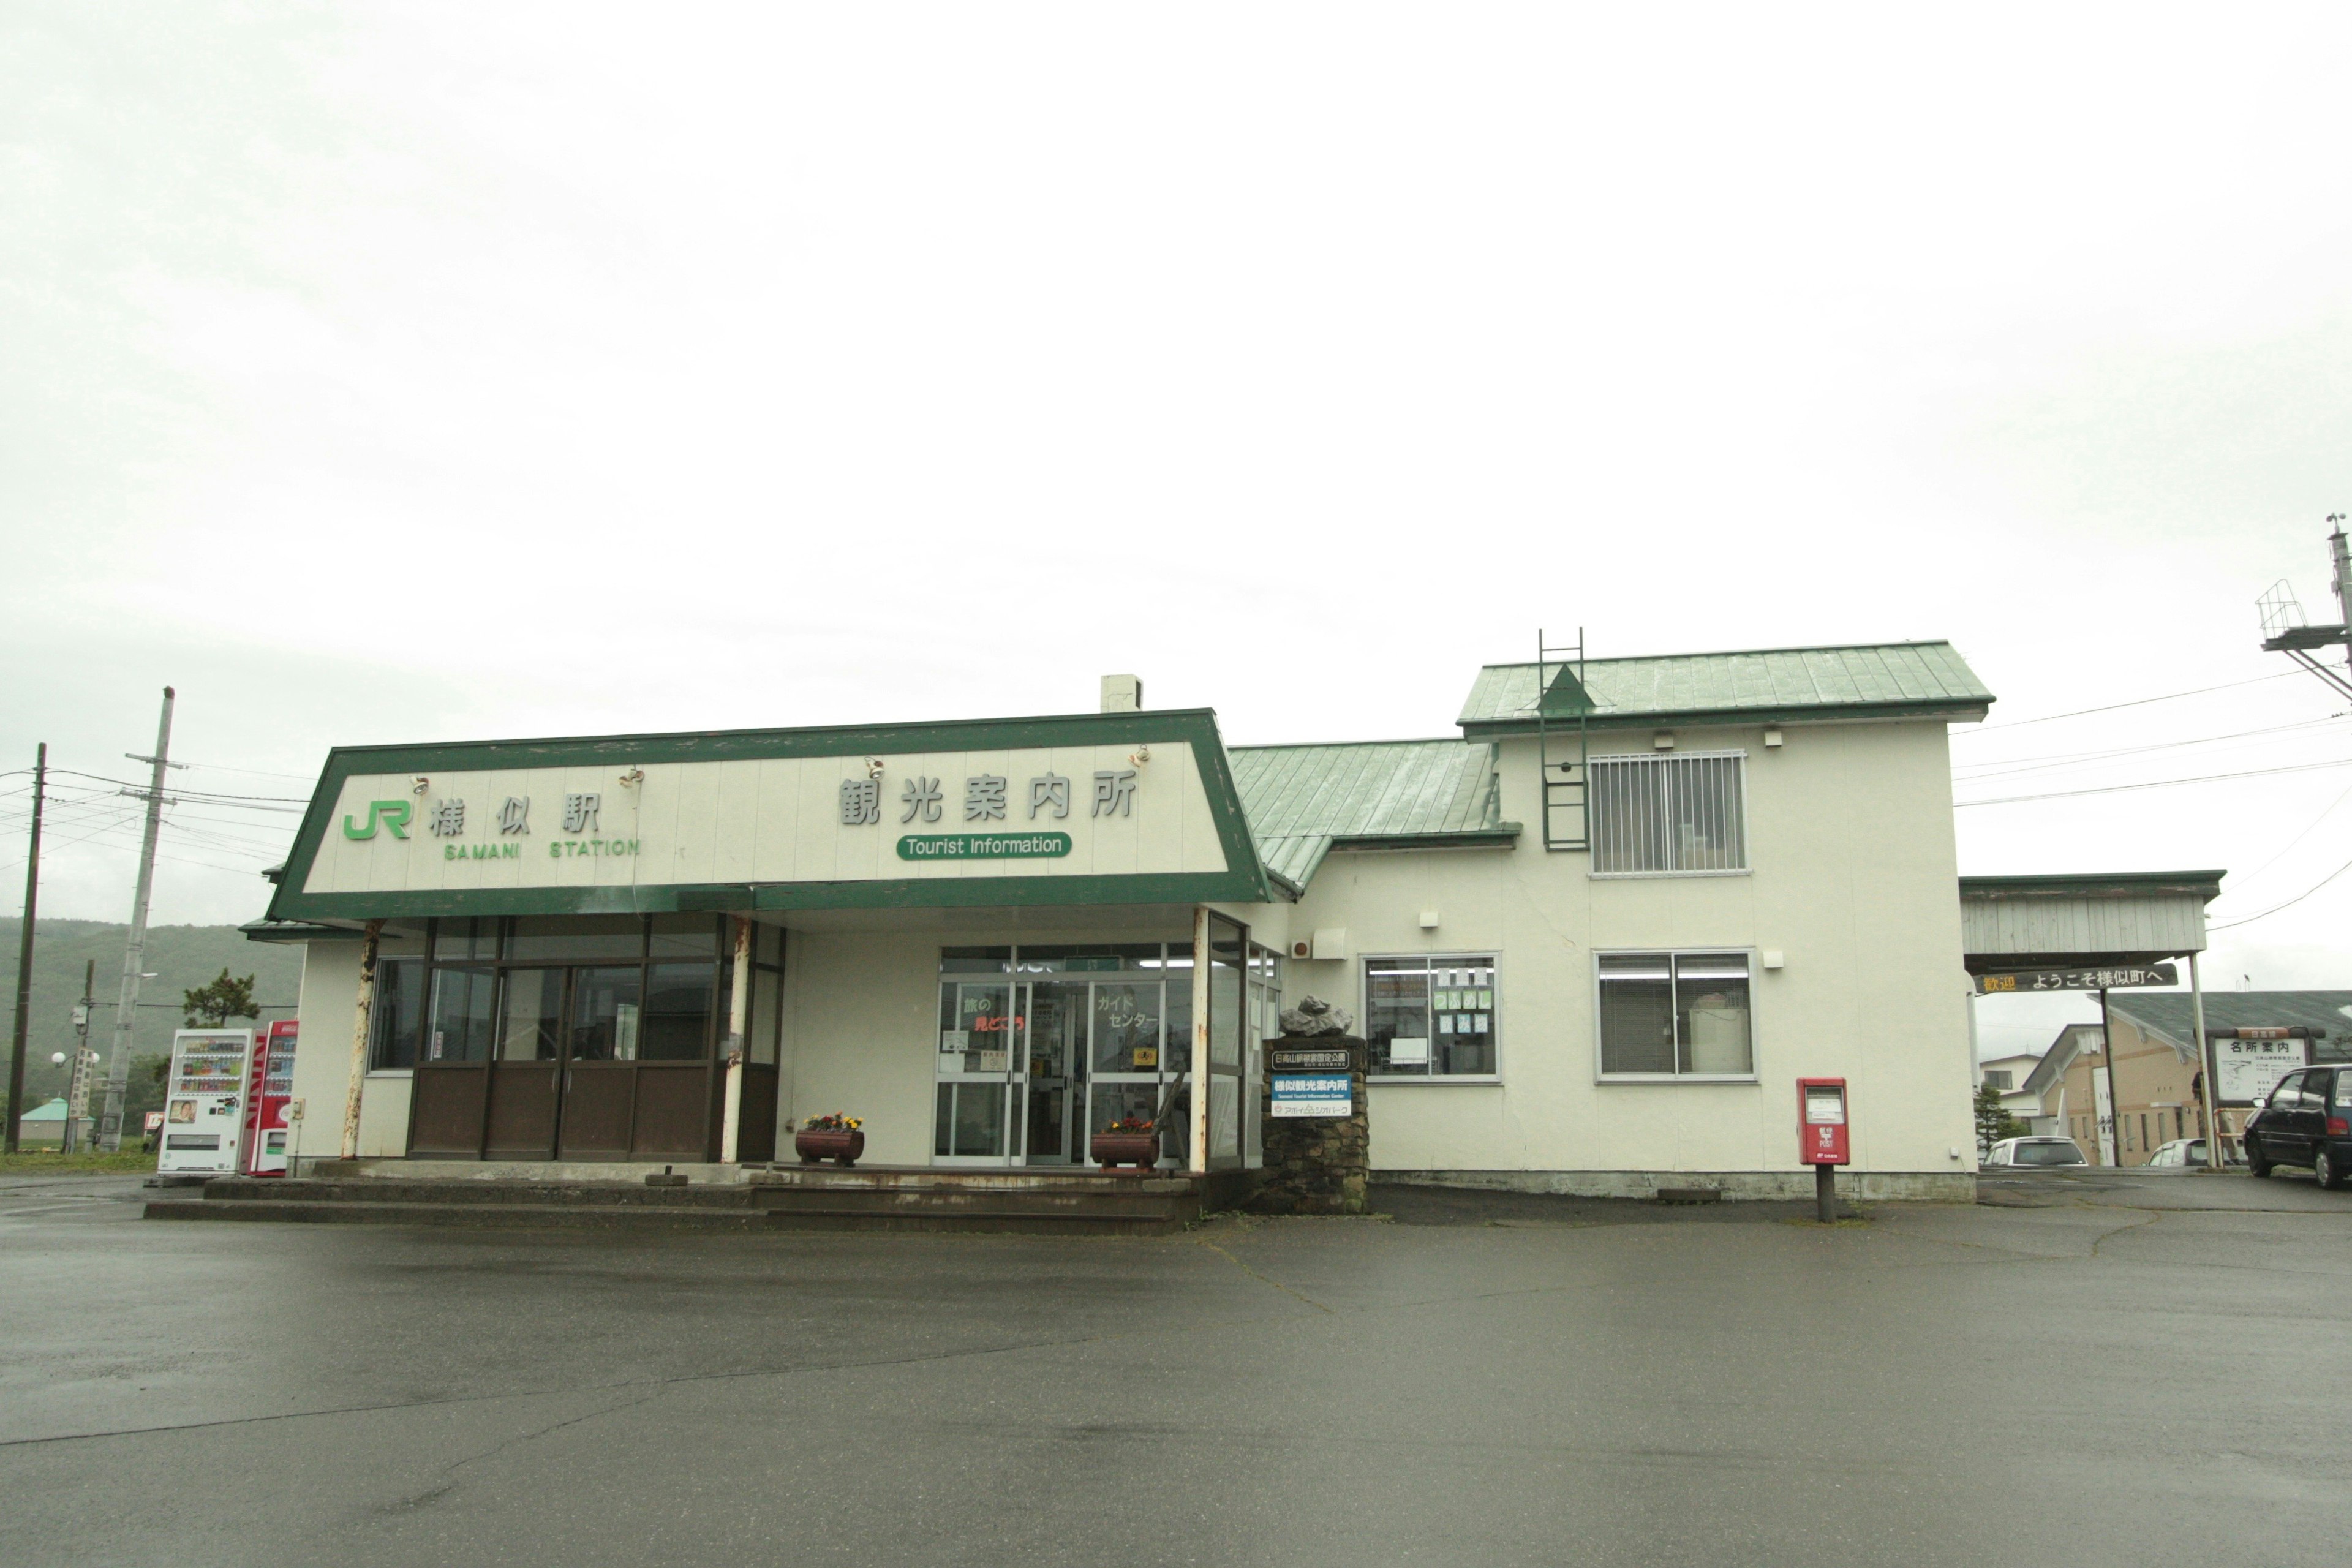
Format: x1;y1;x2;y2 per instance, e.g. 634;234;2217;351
1230;736;1474;751
1476;638;1971;669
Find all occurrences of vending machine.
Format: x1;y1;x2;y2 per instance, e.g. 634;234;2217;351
159;1029;256;1176
242;1020;300;1176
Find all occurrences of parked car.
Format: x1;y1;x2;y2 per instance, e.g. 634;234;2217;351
1985;1136;2089;1168
2243;1066;2351;1189
2143;1137;2242;1169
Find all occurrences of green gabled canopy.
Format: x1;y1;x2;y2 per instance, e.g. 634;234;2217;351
1231;739;1516;892
1458;641;1994;736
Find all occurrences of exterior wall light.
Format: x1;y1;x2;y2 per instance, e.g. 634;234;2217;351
619;767;644;788
863;756;886;780
1129;745;1152;766
1652;732;1675;750
409;775;430;795
1763;726;1784;748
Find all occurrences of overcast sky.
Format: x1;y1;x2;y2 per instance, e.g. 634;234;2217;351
6;4;2350;1056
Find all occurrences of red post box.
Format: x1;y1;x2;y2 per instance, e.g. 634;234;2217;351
1798;1077;1849;1166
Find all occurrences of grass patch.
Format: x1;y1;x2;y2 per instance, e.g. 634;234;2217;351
0;1150;158;1175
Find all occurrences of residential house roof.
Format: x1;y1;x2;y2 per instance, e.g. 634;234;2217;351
2022;1023;2106;1098
2109;990;2352;1063
1457;641;1994;737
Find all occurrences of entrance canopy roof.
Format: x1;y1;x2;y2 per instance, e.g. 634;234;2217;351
1960;870;2224;975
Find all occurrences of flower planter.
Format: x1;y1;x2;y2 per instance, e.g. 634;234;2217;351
794;1128;865;1167
1090;1131;1160;1171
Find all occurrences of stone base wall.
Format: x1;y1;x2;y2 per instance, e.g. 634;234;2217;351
1250;1033;1369;1215
1380;1169;1977;1204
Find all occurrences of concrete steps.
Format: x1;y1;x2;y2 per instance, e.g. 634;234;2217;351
146;1197;767;1231
143;1167;1207;1236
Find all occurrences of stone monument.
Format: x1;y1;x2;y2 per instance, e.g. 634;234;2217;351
1249;997;1370;1215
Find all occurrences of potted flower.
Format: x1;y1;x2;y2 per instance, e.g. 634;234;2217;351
794;1113;865;1167
1090;1116;1159;1171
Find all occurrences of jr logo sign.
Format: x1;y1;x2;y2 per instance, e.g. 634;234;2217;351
342;801;413;840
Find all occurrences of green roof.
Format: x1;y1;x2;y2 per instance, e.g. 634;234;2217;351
1457;641;1994;736
20;1097;67;1122
2111;990;2352;1061
1231;740;1512;889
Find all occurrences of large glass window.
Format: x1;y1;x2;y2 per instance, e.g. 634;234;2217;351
1597;951;1753;1077
644;963;718;1060
424;965;496;1063
1365;956;1496;1077
368;959;427;1070
1091;983;1164;1074
499;968;565;1061
567;966;644;1061
1590;753;1746;875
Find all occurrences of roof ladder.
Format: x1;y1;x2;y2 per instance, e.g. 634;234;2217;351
1536;627;1591;852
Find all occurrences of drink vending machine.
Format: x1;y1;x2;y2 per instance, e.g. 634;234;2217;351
242;1020;300;1175
159;1030;256;1177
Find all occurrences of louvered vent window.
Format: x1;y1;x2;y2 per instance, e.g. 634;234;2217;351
1589;753;1746;875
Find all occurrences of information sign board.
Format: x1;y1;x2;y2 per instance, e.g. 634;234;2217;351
1270;1073;1352;1118
1268;1047;1351;1073
2213;1035;2309;1106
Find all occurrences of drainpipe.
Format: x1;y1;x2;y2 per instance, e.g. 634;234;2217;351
718;916;752;1163
339;919;383;1163
1190;906;1210;1177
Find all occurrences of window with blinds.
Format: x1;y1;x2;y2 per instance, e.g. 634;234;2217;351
1588;752;1746;875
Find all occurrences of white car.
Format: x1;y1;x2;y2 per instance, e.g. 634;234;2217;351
1985;1136;2089;1168
2144;1137;2241;1169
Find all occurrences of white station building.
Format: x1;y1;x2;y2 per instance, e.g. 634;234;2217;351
251;642;1997;1200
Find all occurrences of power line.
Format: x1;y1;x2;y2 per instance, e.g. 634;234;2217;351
1954;755;2352;807
1954;671;2301;734
1950;716;2344;779
2209;854;2352;932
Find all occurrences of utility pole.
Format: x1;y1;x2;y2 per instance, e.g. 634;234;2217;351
7;743;45;1154
99;688;175;1152
65;959;94;1153
2098;986;2124;1167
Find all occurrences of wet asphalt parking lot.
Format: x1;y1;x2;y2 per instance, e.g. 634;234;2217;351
2;1169;2347;1568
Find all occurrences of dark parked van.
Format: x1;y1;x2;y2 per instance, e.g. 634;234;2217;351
2244;1066;2352;1189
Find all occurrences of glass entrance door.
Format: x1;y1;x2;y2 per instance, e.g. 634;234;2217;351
933;952;1192;1169
935;979;1018;1162
1022;982;1087;1164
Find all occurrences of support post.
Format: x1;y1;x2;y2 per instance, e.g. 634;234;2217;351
339;919;383;1161
719;916;752;1163
2098;986;2123;1167
2190;952;2220;1171
1190;905;1210;1177
7;742;45;1155
1814;1162;1837;1223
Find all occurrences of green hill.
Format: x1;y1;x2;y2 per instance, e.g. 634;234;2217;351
0;920;304;1112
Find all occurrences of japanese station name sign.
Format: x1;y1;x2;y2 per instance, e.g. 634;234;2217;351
1975;963;2179;995
301;742;1229;899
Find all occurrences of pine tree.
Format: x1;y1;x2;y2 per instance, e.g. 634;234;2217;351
181;968;258;1028
1975;1081;2027;1159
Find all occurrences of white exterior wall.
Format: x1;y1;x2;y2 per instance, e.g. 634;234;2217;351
1284;719;1975;1194
281;717;1974;1193
286;940;415;1161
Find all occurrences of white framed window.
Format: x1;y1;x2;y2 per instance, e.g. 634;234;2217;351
1365;954;1498;1079
1596;949;1754;1080
1589;752;1747;876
